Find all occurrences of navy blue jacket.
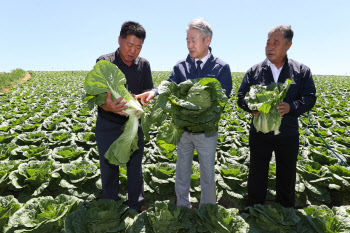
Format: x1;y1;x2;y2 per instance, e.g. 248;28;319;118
155;49;232;97
237;57;317;135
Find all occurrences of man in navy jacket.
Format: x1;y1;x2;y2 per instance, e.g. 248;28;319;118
237;25;316;208
136;18;232;208
165;47;232;97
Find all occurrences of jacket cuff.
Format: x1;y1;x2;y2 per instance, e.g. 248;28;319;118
152;88;159;96
287;101;296;113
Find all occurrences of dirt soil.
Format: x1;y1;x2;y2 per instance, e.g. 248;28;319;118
1;72;31;93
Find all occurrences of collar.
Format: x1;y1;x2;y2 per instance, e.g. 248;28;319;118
267;60;283;71
115;48;140;67
195;49;210;66
187;47;213;65
262;56;289;70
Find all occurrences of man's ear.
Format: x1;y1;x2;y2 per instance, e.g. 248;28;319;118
118;36;122;46
287;41;292;51
205;36;211;47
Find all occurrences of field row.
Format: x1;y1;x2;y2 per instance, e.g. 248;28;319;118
0;71;349;232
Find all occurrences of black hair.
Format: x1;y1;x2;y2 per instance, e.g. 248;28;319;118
120;21;146;41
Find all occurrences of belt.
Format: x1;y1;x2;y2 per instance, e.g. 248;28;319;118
185;130;205;134
184;127;205;134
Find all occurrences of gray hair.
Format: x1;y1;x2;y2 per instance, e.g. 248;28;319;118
268;25;294;42
187;18;213;40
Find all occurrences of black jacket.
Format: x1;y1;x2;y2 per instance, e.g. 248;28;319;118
237;57;317;136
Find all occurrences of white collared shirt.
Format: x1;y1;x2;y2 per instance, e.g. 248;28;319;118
267;60;283;83
195;50;210;69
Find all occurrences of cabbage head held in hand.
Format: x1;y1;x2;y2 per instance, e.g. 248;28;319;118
142;78;227;152
83;60;144;166
244;79;292;135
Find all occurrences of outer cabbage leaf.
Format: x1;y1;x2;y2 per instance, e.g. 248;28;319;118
83;60;144;166
199;78;228;105
105;114;139;165
185;86;211;110
157;81;181;114
156;122;184;153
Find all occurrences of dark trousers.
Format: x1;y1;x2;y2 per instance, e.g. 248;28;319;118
95;115;145;211
247;132;299;208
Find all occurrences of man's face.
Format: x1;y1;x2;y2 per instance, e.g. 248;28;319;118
265;32;292;66
187;28;210;60
118;35;143;66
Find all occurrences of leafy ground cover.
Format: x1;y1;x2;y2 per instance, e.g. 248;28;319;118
0;70;349;232
0;69;27;92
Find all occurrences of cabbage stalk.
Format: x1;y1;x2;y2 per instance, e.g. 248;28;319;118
83;60;144;166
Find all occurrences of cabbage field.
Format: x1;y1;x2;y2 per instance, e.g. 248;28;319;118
0;71;350;232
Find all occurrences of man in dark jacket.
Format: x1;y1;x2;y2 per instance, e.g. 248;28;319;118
95;21;153;212
237;25;316;208
136;18;232;208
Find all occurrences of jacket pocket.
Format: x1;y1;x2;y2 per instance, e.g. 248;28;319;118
280;116;299;135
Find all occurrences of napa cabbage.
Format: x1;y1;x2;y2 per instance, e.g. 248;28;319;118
64;199;136;233
83;60;144;166
244;79;292;135
147;200;194;232
142;78;227;151
0;195;22;232
195;203;249;232
5;194;81;233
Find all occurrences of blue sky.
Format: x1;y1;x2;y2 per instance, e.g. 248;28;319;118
1;0;349;75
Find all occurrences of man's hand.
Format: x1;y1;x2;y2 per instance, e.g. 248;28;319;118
134;90;156;106
252;110;259;117
100;92;128;116
277;102;290;117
